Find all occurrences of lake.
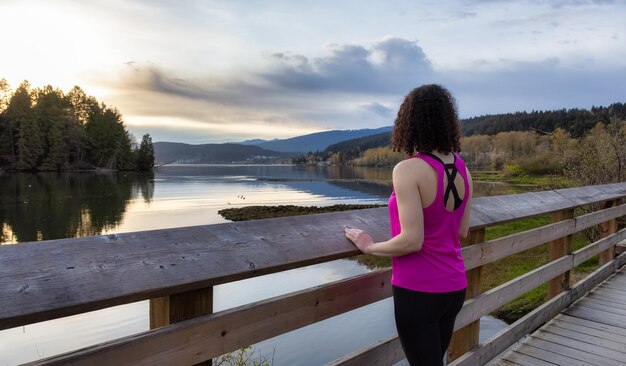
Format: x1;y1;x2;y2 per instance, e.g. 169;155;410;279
0;165;524;365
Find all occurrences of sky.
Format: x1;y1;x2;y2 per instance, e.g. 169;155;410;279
1;0;625;143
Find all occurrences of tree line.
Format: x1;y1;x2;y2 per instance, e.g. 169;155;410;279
0;79;154;171
461;103;626;137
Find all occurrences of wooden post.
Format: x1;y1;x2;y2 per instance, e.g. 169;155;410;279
547;209;574;299
150;287;213;365
599;199;619;265
448;228;484;362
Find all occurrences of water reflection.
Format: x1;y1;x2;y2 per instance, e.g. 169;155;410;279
0;172;154;244
0;165;518;365
0;166;535;245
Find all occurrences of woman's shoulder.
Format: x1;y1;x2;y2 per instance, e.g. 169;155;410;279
393;155;431;178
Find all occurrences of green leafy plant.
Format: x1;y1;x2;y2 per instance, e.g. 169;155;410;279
213;346;274;366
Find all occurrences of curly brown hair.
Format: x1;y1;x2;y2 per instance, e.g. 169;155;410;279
392;84;461;155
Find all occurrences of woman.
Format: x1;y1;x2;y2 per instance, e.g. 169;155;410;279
345;84;472;366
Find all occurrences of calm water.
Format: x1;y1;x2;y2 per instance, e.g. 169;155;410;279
0;165;522;365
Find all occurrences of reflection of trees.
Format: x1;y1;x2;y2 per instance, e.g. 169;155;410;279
321;166;393;181
0;172;154;243
328;180;392;198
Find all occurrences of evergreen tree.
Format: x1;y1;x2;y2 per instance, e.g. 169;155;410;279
7;82;43;170
116;129;136;170
36;86;69;170
85;105;125;168
136;133;155;171
65;86;96;166
0;79;14;167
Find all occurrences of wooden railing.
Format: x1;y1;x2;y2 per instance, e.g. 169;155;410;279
2;183;626;365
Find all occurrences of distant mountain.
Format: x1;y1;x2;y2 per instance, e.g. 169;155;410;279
255;126;393;153
153;142;293;164
237;138;274;145
324;131;392;158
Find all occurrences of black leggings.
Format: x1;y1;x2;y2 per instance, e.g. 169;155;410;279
393;286;466;366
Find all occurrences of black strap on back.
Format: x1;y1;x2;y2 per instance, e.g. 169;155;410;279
420;152;464;210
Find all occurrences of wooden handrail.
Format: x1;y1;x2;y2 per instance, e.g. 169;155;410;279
2;182;626;365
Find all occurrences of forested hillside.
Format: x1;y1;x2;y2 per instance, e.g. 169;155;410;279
255;126;392;152
153;142;292;164
462;103;626;137
0;79;154;171
294;102;626;172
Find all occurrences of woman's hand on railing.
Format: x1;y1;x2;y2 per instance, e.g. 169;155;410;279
345;227;374;254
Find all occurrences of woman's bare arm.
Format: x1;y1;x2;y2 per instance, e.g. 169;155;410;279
345;160;424;256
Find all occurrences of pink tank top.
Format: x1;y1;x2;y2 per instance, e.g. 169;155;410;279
388;152;469;293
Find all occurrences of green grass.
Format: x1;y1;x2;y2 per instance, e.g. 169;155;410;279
472;172;578;189
482;215;598;323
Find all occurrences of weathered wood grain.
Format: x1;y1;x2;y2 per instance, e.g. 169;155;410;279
525;337;624;366
325;335;404;366
461;220;574;271
0;208;386;330
449;228;484;362
542;322;626;353
548;209;574;299
572;228;626;266
25;269;392;366
600;199;620;265
3;183;626;330
448;291;571;366
461;202;626;271
512;344;589;366
556;314;626;338
532;329;626;362
501;351;555;366
449;252;626;366
454;256;572;329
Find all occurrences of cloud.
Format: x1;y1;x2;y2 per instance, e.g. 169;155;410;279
361;103;395;117
97;36;626;142
261;37;434;93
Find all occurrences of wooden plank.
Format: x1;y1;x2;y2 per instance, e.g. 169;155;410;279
600;199;619;265
461;219;575;270
556;314;626;338
454;256;572;329
542;323;626;353
594;283;626;295
493;360;521;366
575;298;626;316
548;209;574;299
546;320;626;348
572;228;626;266
0;208;389;330
468;183;626;229
448;292;572;366
563;307;626;328
460;203;626;271
532;329;626;362
25;269;392;366
574;202;626;231
583;296;626;310
3;183;626;330
449;228;484;362
526;336;624;366
598;282;626;293
501;351;556;366
449;254;626;366
325;335;404;366
570;251;626;299
513;343;592;366
588;290;626;304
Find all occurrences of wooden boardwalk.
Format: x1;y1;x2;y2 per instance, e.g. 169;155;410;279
496;266;626;366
